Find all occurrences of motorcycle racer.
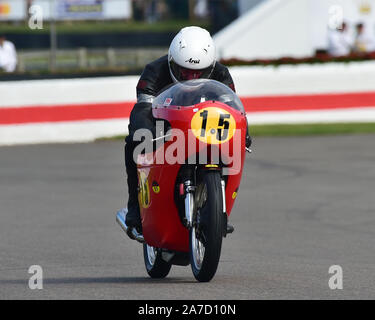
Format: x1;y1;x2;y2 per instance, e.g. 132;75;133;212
124;26;251;237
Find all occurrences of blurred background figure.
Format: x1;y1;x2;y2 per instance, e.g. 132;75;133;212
145;0;166;23
354;22;375;53
146;0;157;23
209;0;239;34
0;34;17;73
327;22;354;56
194;0;209;19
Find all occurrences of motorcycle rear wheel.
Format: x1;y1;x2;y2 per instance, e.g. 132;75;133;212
143;244;172;278
190;170;224;282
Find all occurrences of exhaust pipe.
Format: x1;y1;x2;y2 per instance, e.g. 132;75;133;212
116;208;145;243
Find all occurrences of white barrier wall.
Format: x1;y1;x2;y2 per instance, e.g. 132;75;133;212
0;76;139;108
1;61;375;145
2;61;375;107
232;61;375;96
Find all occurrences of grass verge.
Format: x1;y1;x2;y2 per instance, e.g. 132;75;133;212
248;122;375;136
96;122;375;142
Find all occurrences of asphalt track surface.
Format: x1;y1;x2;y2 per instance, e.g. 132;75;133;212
0;135;374;300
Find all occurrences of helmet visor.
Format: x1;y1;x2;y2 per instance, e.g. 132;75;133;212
170;60;214;82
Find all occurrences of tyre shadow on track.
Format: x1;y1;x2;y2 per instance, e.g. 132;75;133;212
0;277;197;285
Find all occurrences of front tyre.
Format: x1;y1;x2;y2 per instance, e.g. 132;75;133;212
143;244;172;278
190;170;224;282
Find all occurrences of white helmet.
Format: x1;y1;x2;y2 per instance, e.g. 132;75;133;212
168;26;216;82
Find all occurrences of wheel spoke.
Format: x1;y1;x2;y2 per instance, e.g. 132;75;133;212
192;227;205;270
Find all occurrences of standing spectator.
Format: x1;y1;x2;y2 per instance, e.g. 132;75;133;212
166;0;189;20
354;23;375;53
0;34;17;72
327;22;354;56
209;0;239;34
194;0;209;19
145;0;158;23
132;0;146;21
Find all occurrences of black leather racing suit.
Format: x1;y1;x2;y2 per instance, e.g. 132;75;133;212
124;55;251;224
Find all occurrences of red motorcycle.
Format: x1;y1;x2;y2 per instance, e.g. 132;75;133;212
117;79;248;282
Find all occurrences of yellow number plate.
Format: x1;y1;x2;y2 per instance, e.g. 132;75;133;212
191;107;236;144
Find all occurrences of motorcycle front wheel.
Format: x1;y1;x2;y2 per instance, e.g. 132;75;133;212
190;170;224;282
143;244;172;278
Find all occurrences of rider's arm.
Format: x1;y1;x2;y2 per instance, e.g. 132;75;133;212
213;63;252;148
212;62;236;92
127;76;156;139
128;59;167;138
128;102;154;135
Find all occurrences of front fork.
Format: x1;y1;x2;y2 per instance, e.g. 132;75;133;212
182;171;227;230
183;180;195;229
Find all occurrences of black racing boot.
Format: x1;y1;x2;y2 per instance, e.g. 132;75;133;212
125;200;142;233
124;140;142;235
226;223;234;234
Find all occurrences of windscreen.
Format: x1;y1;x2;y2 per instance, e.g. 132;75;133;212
153;79;245;112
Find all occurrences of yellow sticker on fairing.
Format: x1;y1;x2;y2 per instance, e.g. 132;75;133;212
191;107;236;144
152;181;160;194
138;171;150;208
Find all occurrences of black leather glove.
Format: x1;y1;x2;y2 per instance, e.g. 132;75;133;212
246;132;252;148
245;116;252;148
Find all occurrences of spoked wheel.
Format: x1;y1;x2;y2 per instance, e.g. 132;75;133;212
143;244;172;278
190;170;224;282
